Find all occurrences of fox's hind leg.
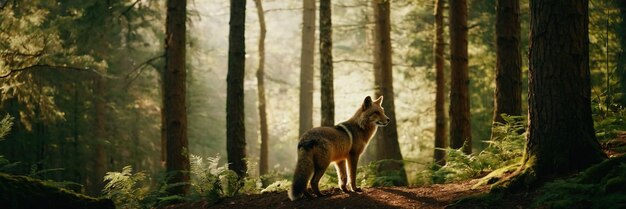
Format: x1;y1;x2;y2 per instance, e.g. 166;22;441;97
310;165;328;196
334;160;349;193
310;149;330;197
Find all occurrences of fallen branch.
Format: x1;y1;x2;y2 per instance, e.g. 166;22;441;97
0;64;101;79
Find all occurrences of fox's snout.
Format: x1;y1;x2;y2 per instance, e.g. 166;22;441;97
376;117;390;127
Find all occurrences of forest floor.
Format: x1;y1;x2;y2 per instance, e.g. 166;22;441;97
164;179;530;209
163;132;626;209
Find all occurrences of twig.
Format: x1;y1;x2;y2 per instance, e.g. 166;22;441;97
120;0;141;17
334;59;373;64
124;54;165;88
264;7;301;13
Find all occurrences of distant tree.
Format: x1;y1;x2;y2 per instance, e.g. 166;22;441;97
320;0;334;127
448;0;471;154
92;76;107;196
300;0;316;136
433;0;447;166
164;0;190;195
253;0;269;178
372;0;408;186
492;0;522;130
227;0;248;178
502;0;606;190
618;1;626;107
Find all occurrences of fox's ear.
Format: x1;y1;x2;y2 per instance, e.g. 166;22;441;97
363;96;373;110
374;96;383;104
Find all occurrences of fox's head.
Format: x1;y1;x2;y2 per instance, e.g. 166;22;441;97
357;96;390;127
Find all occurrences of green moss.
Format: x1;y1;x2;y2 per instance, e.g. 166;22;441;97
533;156;626;209
0;173;114;209
472;163;520;189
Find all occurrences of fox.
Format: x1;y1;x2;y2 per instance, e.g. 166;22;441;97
288;96;390;201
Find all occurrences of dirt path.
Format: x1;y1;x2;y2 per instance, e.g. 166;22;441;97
169;180;489;209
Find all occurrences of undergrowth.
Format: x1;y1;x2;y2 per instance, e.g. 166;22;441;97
101;154;295;209
594;109;626;141
416;115;525;184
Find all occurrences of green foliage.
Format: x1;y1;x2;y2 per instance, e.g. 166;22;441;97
595;109;626;141
102;166;149;209
533;155;626;209
0;115;13;140
417;115;525;184
356;159;408;187
188;154;244;200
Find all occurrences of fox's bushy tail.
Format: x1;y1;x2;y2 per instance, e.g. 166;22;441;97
288;149;314;201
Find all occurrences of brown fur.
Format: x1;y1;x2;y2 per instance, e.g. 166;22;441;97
289;96;390;201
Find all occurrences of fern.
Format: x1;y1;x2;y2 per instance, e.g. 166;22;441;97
102;166;149;209
424;114;526;184
0;114;13;140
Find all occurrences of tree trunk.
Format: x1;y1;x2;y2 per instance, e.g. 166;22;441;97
372;0;408;186
92;76;107;196
320;0;335;127
448;0;471;154
433;0;447;166
492;0;522;128
617;1;626;107
299;0;316;136
501;0;607;191
164;0;190;195
253;0;269;178
227;0;248;178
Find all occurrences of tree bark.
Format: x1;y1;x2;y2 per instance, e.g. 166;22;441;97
448;0;471;154
227;0;248;178
253;0;269;178
501;0;607;191
372;0;408;186
164;0;190;195
492;0;522;128
433;0;447;166
320;0;335;127
299;0;316;136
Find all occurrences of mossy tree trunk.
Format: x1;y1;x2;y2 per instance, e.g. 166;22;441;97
320;0;335;127
372;0;408;186
492;0;522;128
448;0;471;154
299;0;316;136
164;0;190;195
502;0;606;191
433;0;447;166
227;0;248;178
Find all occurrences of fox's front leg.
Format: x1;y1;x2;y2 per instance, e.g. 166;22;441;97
334;160;349;193
347;154;363;192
